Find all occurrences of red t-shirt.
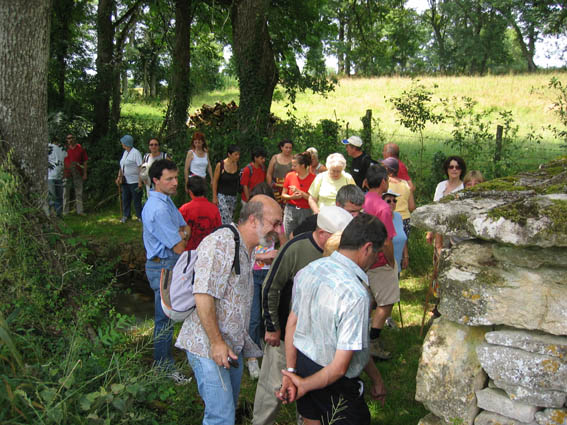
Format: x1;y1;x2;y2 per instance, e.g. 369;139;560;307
363;191;396;268
283;171;316;209
398;159;411;182
64;144;88;178
178;197;222;251
240;163;266;201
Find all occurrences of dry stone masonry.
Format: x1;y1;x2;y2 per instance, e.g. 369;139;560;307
413;158;567;425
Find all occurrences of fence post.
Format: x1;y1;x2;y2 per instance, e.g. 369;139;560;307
494;125;503;177
361;109;372;147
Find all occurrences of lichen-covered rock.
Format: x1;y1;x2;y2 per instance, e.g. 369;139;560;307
416;319;488;425
418;413;449;425
476;343;567;392
535;408;567;425
492;379;566;408
476;388;538;422
485;329;567;359
437;241;567;336
474;411;538;425
411;158;567;247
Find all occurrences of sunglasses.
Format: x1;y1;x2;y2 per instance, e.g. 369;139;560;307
448;165;461;170
385;199;397;204
149;143;159;146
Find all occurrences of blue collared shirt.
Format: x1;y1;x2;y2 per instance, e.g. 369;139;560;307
292;251;371;378
142;190;187;260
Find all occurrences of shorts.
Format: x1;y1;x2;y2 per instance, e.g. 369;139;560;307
296;351;370;425
368;261;399;306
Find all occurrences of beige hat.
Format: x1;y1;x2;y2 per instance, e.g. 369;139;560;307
317;206;354;233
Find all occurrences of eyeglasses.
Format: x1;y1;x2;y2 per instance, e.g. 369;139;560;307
385;199;397;204
448;165;461;170
263;218;282;229
149;143;159;146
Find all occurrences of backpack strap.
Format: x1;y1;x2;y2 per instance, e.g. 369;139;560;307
143;153;150;162
182;251;192;274
247;163;254;178
214;224;241;275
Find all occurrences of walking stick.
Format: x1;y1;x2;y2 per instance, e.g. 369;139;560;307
397;301;404;329
420;247;440;337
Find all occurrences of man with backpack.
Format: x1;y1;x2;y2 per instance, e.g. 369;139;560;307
142;159;191;383
175;195;282;425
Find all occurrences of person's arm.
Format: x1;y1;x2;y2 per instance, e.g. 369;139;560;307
277;311;299;404
281;349;354;401
255;249;278;265
402;242;409;270
194;293;237;368
82;161;88;180
408;178;415;192
262;248;291;347
184;150;193;184
266;155;276;184
172;225;191;254
364;357;386;406
207;156;213;181
308;195;319;214
241;167;251;202
212;162;221;205
383;239;395;268
408;188;416;212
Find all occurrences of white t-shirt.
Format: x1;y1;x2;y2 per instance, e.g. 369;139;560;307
48;143;67;180
120;147;143;184
189;150;208;177
433;180;464;202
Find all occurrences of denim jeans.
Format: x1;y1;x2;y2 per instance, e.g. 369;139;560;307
121;182;143;220
187;351;244;425
146;255;179;368
249;268;268;348
48;179;64;216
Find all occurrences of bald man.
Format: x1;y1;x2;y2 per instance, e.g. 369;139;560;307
383;143;414;192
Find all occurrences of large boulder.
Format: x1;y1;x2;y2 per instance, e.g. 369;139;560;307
474;411;538;425
535;409;567;425
416;318;488;425
436;241;567;336
475;388;538;423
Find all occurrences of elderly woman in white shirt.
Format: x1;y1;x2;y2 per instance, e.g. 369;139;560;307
308;153;355;214
115;134;143;224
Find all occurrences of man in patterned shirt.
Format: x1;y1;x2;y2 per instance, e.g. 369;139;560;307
278;214;388;425
175;194;282;425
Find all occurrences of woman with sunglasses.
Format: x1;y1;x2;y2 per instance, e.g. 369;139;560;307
382;157;415;238
382;189;408;271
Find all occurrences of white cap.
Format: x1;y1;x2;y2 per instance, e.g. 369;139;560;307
341;135;363;148
317;206;354;233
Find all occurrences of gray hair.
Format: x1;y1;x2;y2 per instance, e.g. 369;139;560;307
326;153;346;170
239;199;264;224
306;147;319;161
336;184;365;207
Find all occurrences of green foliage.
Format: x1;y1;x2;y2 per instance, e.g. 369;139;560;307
547;77;567;149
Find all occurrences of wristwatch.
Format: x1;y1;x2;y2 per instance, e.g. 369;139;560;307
182;230;189;240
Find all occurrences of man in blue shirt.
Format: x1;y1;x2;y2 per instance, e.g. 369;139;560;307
142;159;191;380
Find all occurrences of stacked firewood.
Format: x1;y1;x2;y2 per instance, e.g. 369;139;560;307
186;101;239;128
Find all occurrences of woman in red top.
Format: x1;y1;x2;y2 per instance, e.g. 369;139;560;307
281;151;316;238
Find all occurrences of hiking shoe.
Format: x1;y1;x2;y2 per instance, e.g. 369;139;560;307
385;317;398;329
120;217;128;224
247;359;260;380
168;371;192;385
370;340;392;360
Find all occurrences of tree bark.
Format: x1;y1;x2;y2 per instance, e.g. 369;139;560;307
231;0;278;143
0;0;51;200
50;0;73;109
167;0;192;146
91;0;114;144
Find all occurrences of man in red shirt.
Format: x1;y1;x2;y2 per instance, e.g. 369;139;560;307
383;143;414;192
362;164;398;360
178;176;221;251
240;147;267;203
63;134;88;216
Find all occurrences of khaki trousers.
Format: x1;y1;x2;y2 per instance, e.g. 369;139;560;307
252;343;286;425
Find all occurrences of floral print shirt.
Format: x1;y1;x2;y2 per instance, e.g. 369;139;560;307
175;225;262;359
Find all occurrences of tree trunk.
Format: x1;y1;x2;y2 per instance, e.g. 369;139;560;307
231;0;278;143
338;16;345;74
0;0;51;200
51;0;73;109
167;0;192;147
91;0;114;144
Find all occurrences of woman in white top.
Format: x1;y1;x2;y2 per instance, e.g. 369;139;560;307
115;134;143;223
184;131;213;185
141;137;168;196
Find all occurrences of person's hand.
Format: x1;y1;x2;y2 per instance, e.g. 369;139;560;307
426;231;433;245
281;369;307;400
210;340;237;369
370;375;386;406
115;176;121;186
138;181;143;188
212;196;218;205
264;330;281;347
276;374;298;404
402;256;409;270
264;250;278;265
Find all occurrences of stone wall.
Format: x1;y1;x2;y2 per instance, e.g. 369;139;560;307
412;159;567;425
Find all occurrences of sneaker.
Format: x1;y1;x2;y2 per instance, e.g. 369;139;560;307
385;317;398;329
247;359;260;380
120;217;128;224
168;371;192;385
370;339;392;360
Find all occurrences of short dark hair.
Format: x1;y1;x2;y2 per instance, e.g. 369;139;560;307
443;156;467;178
336;184;365;207
227;144;240;155
365;164;388;189
278;139;293;150
252;146;267;161
339;213;387;252
187;175;206;196
149;159;177;182
250;182;275;199
239;199;264;224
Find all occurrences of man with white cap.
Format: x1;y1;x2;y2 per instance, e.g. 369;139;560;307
252;206;354;425
342;135;374;190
